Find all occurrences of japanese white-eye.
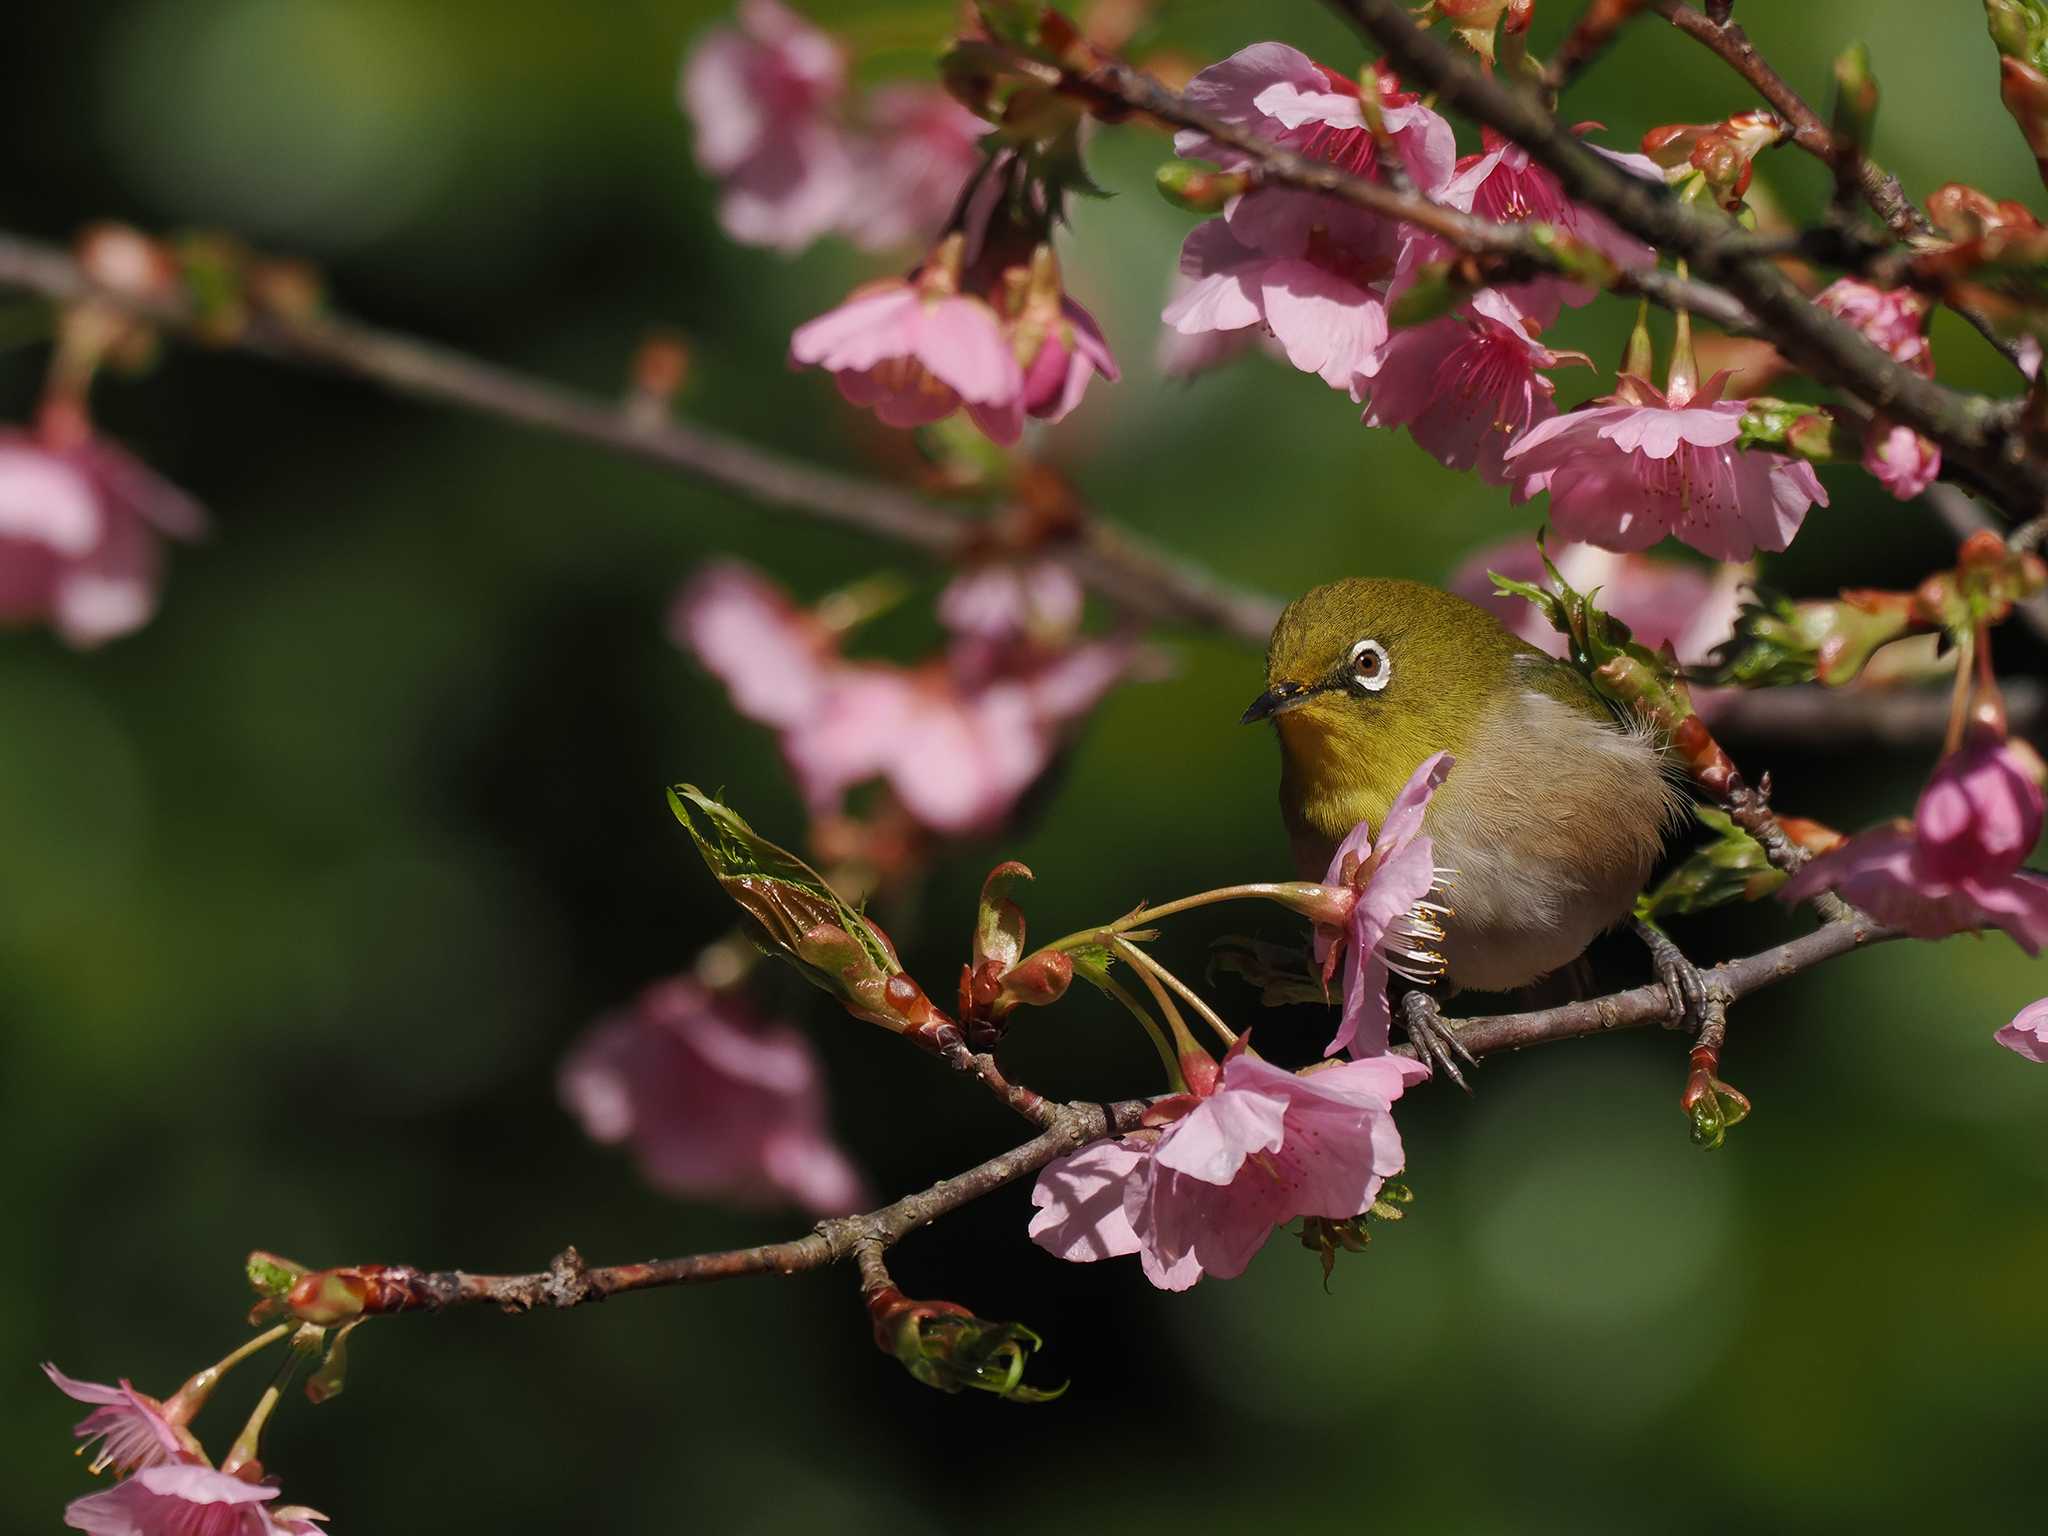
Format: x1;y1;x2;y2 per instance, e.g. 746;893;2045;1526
1244;578;1687;994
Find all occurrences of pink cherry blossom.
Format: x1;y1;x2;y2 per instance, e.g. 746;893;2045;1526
1404;130;1659;324
1161;45;1455;395
64;1460;315;1536
790;280;1022;435
1029;1049;1427;1290
0;425;206;648
1863;418;1941;500
674;561;1133;835
1315;752;1454;1059
680;0;853;252
560;976;867;1216
1815;279;1932;369
43;1365;184;1477
1162;221;1391;394
842;85;987;252
1780;735;2048;949
785;637;1131;834
1995;998;2048;1062
1361;290;1589;482
670;561;832;728
792;246;1115;445
1502;374;1829;560
1450;537;1747;674
936;558;1083;642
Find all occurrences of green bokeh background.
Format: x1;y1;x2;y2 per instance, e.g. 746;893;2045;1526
6;2;2045;1530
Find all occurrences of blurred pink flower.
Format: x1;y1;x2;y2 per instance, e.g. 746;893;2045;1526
675;561;1132;835
936;558;1082;641
843;85;987;252
1502;374;1828;560
1995;997;2048;1062
64;1460;317;1536
1028;1048;1427;1290
680;0;854;251
0;425;205;647
1361;290;1589;482
1815;279;1931;369
671;561;832;728
1314;752;1453;1058
1161;44;1454;395
1781;735;2048;949
1863;418;1941;500
1450;537;1747;673
43;1366;183;1477
1813;281;1941;498
560;976;867;1216
786;637;1131;834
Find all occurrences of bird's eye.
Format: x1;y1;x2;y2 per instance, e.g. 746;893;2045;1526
1347;638;1391;693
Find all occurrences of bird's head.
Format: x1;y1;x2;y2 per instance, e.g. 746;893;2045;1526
1243;578;1532;838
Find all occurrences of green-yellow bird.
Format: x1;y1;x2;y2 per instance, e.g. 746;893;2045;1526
1242;578;1691;1081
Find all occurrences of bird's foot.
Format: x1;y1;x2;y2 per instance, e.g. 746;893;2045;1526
1402;989;1475;1092
1634;916;1708;1037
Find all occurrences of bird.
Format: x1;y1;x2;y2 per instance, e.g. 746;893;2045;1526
1241;577;1694;1083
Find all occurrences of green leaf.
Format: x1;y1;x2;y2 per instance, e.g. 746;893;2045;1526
1635;805;1784;920
975;862;1032;974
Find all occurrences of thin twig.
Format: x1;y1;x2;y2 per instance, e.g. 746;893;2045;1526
1325;0;2048;525
0;231;1284;645
1642;0;2032;373
1077;57;1759;334
290;913;1901;1318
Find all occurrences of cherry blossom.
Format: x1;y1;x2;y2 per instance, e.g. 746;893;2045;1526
1161;44;1455;395
842;85;987;252
0;423;206;647
1502;372;1829;560
1816;280;1941;499
1864;418;1942;500
1780;733;2048;949
1314;752;1454;1058
681;0;853;252
43;1366;185;1477
560;976;867;1216
1995;997;2048;1062
674;560;1132;835
1029;1048;1427;1290
63;1461;322;1536
1360;289;1589;482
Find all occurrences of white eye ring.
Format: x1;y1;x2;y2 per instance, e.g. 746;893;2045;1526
1347;638;1391;693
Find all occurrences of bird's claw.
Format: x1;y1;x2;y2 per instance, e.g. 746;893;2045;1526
1402;989;1475;1092
1634;917;1708;1036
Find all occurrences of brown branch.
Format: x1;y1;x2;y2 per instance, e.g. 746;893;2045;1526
1326;0;2048;525
1643;0;1926;240
1642;0;2031;374
1544;0;1649;98
285;912;1899;1319
1076;57;1759;334
1709;678;2048;745
0;230;1283;646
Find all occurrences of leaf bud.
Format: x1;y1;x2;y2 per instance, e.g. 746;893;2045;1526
867;1287;1066;1402
1154;160;1248;212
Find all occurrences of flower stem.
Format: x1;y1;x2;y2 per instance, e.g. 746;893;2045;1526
1095;971;1186;1092
219;1384;281;1477
1113;936;1223;1073
1115;939;1240;1050
1028;882;1338;962
162;1323;292;1427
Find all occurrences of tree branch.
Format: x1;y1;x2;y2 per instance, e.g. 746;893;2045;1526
1075;56;1759;334
280;913;1901;1320
0;230;1283;646
1325;0;2048;525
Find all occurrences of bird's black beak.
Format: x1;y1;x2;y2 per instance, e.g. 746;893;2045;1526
1239;679;1311;725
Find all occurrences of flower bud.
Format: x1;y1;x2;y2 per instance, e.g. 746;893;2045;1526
287;1271;368;1326
1831;42;1879;161
1154;160;1249;212
670;785;950;1041
867;1286;1065;1401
